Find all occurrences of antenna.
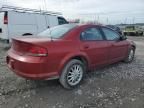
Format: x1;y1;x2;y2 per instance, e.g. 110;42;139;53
44;0;47;10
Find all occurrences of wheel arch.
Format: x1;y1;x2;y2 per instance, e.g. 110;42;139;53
70;55;89;68
131;45;136;50
58;53;90;75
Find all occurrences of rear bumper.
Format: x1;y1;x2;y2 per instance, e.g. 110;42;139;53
10;68;59;80
6;50;59;80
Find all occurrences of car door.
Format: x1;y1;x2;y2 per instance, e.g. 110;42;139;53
101;27;129;63
80;27;109;68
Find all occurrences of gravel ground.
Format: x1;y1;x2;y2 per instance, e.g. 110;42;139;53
0;36;144;108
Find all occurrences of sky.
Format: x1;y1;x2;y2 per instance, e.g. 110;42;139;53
0;0;144;24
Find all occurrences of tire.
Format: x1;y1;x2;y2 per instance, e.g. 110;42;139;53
140;32;143;36
135;32;139;36
59;59;85;89
124;47;135;63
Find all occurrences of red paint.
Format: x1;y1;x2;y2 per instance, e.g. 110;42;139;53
6;24;135;80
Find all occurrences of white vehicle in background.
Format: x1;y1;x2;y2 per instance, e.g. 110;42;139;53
0;5;68;43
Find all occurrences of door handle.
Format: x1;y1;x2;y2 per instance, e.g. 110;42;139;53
111;43;116;46
84;45;89;49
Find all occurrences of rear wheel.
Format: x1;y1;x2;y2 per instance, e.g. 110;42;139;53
59;59;85;89
124;47;135;63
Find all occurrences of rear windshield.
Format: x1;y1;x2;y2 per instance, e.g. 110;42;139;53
38;24;77;38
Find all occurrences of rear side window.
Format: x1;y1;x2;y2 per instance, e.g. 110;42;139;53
81;28;103;41
102;28;120;41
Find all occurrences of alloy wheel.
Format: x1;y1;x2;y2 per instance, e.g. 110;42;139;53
67;64;83;86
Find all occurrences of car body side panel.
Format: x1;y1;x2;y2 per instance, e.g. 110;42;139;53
79;41;109;68
108;40;129;63
36;40;83;75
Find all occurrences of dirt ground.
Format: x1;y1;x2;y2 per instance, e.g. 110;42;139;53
0;36;144;108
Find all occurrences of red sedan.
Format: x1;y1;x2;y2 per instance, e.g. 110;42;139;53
6;24;136;89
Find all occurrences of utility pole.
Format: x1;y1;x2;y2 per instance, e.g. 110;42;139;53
133;17;135;24
44;0;47;10
124;18;127;24
106;17;109;24
94;14;96;23
97;15;99;24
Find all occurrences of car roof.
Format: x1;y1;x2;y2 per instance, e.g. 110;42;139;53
64;23;103;27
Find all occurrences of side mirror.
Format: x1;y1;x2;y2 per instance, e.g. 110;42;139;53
120;35;127;40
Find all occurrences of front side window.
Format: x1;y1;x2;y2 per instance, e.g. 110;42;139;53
102;28;120;41
81;28;103;41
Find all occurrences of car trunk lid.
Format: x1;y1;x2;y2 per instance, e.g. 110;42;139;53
11;36;58;56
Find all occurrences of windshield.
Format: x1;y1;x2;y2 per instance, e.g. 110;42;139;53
38;24;77;38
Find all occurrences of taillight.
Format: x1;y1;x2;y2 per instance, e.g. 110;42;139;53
28;46;48;57
4;12;8;24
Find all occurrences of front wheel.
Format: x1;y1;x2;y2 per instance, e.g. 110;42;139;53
59;59;85;89
124;48;135;63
